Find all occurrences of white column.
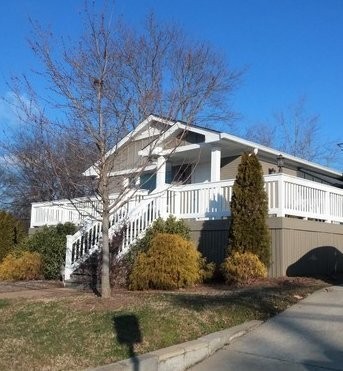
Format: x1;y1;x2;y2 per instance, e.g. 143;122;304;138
156;156;166;190
210;147;221;182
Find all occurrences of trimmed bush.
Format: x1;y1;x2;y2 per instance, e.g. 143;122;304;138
124;215;191;278
0;251;42;280
21;223;76;279
0;211;26;263
129;233;213;290
222;251;267;284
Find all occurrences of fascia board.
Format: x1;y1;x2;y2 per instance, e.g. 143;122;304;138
220;133;342;178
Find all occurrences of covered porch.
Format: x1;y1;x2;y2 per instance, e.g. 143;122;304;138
30;172;343;228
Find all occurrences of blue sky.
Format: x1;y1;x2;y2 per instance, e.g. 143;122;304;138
0;0;342;159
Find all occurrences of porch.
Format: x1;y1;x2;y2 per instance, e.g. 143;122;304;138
30;173;343;228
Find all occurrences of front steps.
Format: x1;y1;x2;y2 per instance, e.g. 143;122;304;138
64;253;99;291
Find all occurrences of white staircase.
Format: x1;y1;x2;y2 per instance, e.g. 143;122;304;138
64;188;168;281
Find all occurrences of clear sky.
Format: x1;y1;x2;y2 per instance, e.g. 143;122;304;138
0;0;342;157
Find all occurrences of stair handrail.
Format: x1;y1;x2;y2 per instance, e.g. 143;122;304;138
114;186;169;256
64;189;149;280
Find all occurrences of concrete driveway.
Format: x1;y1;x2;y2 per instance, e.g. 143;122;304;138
191;285;343;371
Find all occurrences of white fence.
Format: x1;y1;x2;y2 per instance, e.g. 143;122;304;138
166;174;279;219
166;173;343;223
31;174;343;230
30;191;149;228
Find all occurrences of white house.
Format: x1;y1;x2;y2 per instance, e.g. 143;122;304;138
29;115;343;281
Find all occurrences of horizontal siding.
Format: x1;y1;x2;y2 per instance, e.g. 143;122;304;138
260;159;297;177
220;156;241;180
220;155;297;181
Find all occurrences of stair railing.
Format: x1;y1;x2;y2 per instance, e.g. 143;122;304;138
64;188;166;281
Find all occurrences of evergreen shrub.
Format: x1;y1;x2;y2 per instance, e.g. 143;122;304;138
222;251;267;283
0;211;26;263
0;251;42;280
229;153;271;266
129;233;213;290
125;215;191;266
21;223;76;279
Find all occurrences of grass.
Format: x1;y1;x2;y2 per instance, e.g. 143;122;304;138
0;278;327;370
0;299;9;309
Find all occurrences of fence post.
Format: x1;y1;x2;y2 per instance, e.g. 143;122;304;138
173;190;180;217
30;204;36;228
325;190;332;223
64;235;74;282
158;189;168;219
277;175;285;217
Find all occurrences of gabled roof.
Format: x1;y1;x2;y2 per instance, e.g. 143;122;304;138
83;114;176;176
84;114;342;180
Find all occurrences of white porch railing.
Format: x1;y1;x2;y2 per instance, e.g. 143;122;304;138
166;174;279;219
166;173;343;223
30;190;149;228
281;175;343;222
167;174;343;223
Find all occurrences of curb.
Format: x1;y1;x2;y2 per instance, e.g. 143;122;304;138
88;320;262;371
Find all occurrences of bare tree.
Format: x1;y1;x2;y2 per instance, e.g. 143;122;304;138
244;97;339;166
0;126;96;219
4;5;241;297
244;122;275;147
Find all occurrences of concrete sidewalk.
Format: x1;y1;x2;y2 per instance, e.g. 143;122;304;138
191;285;343;371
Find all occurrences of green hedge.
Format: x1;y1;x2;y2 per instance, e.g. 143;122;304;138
21;223;76;280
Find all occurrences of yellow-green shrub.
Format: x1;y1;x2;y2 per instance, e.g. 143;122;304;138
0;251;42;281
129;233;213;290
222;251;267;283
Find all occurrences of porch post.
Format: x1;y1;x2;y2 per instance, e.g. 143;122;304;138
211;146;221;182
155;155;167;218
156;155;166;190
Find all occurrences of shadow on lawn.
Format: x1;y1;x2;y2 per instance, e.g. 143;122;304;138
166;283;320;319
112;314;142;371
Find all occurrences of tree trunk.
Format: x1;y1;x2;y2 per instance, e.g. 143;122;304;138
101;193;111;298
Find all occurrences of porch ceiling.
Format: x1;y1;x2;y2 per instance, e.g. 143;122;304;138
168;139;258;165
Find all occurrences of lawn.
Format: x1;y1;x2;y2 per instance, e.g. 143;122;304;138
0;277;327;370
